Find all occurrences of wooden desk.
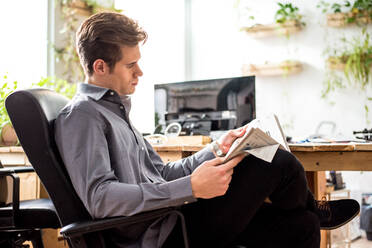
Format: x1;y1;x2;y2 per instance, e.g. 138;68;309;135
154;142;372;196
289;143;372;171
154;142;372;248
153;142;372;171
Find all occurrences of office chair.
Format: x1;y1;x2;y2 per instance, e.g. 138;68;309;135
5;88;189;248
0;160;60;247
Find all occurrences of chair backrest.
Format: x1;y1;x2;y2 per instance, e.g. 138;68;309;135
5;89;92;226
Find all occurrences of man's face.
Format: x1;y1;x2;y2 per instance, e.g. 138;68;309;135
106;45;143;95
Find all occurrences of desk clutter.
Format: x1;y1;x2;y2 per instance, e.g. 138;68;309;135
145;134;211;146
354;129;372;141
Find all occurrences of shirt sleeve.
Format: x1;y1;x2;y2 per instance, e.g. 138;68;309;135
55;108;197;218
144;139;216;181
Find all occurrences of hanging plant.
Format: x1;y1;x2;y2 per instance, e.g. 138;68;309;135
241;2;305;38
325;30;372;90
55;0;121;83
322;29;372;122
317;0;372;27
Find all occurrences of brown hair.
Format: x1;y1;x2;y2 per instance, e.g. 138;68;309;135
76;12;147;76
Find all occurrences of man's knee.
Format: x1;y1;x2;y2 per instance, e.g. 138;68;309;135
273;149;305;173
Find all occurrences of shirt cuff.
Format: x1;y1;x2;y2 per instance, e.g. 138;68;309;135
167;175;197;206
193;145;216;161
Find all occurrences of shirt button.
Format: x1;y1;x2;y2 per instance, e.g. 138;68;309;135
110;91;114;95
120;106;124;109
141;147;144;151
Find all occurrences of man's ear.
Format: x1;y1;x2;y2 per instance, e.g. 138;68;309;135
92;59;107;75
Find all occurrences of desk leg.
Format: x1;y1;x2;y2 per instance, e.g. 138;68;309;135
306;171;327;248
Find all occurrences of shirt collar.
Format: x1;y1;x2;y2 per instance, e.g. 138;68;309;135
77;83;132;117
77;83;110;101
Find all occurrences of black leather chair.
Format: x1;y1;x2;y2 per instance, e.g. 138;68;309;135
0;161;60;247
5;88;189;248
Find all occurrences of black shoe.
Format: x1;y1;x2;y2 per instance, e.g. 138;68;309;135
315;197;360;230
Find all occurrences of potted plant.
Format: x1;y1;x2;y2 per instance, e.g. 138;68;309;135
317;0;372;27
326;30;372;89
241;2;305;38
322;30;372;122
0;75;18;146
0;76;77;147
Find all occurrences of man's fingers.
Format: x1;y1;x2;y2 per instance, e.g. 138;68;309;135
231;128;245;138
219;154;245;171
207;156;225;166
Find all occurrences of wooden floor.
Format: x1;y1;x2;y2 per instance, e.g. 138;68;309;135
351;236;372;248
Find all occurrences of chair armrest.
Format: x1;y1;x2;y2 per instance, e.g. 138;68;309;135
0;166;34;226
60;208;175;237
0;166;35;175
61;208;190;247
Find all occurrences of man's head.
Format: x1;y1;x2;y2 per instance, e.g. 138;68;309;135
76;12;147;95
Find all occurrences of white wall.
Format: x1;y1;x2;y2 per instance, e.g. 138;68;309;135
189;0;372;197
190;0;372;139
0;1;48;87
123;0;372;139
115;0;186;133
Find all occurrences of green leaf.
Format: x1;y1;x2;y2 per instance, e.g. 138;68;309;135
347;17;356;23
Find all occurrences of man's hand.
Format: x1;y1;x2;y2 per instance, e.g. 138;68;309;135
216;126;248;155
191;154;246;199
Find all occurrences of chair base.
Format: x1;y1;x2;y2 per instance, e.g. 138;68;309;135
0;229;44;248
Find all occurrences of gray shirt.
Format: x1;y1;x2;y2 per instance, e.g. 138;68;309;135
54;83;215;247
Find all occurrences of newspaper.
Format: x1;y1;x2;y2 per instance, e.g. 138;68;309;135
223;114;290;163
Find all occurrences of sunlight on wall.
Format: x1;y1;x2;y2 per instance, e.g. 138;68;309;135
115;0;186;133
0;1;48;87
191;0;372;139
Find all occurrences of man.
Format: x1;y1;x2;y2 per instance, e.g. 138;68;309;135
55;12;359;248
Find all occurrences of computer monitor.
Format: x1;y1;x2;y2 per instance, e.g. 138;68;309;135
154;76;255;136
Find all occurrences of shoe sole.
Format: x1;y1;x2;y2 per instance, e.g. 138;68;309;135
320;208;360;230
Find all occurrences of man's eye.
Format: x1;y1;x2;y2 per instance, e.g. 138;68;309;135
127;63;135;68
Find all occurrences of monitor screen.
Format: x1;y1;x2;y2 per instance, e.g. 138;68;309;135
154;76;255;135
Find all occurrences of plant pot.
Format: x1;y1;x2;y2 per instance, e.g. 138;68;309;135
327;56;346;71
241;20;303;38
1;123;18;146
327;11;372;27
242;61;303;76
67;0;92;16
327;55;372;71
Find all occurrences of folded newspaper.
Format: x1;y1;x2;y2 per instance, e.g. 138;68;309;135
223;114;290;163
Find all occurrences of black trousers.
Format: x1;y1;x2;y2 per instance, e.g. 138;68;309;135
163;149;320;248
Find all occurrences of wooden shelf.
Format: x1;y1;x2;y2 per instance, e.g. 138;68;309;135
242;61;303;77
241;20;303;38
327;11;372;27
327;55;372;71
327;57;346;71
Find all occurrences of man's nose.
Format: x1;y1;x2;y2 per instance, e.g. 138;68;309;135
135;64;143;77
